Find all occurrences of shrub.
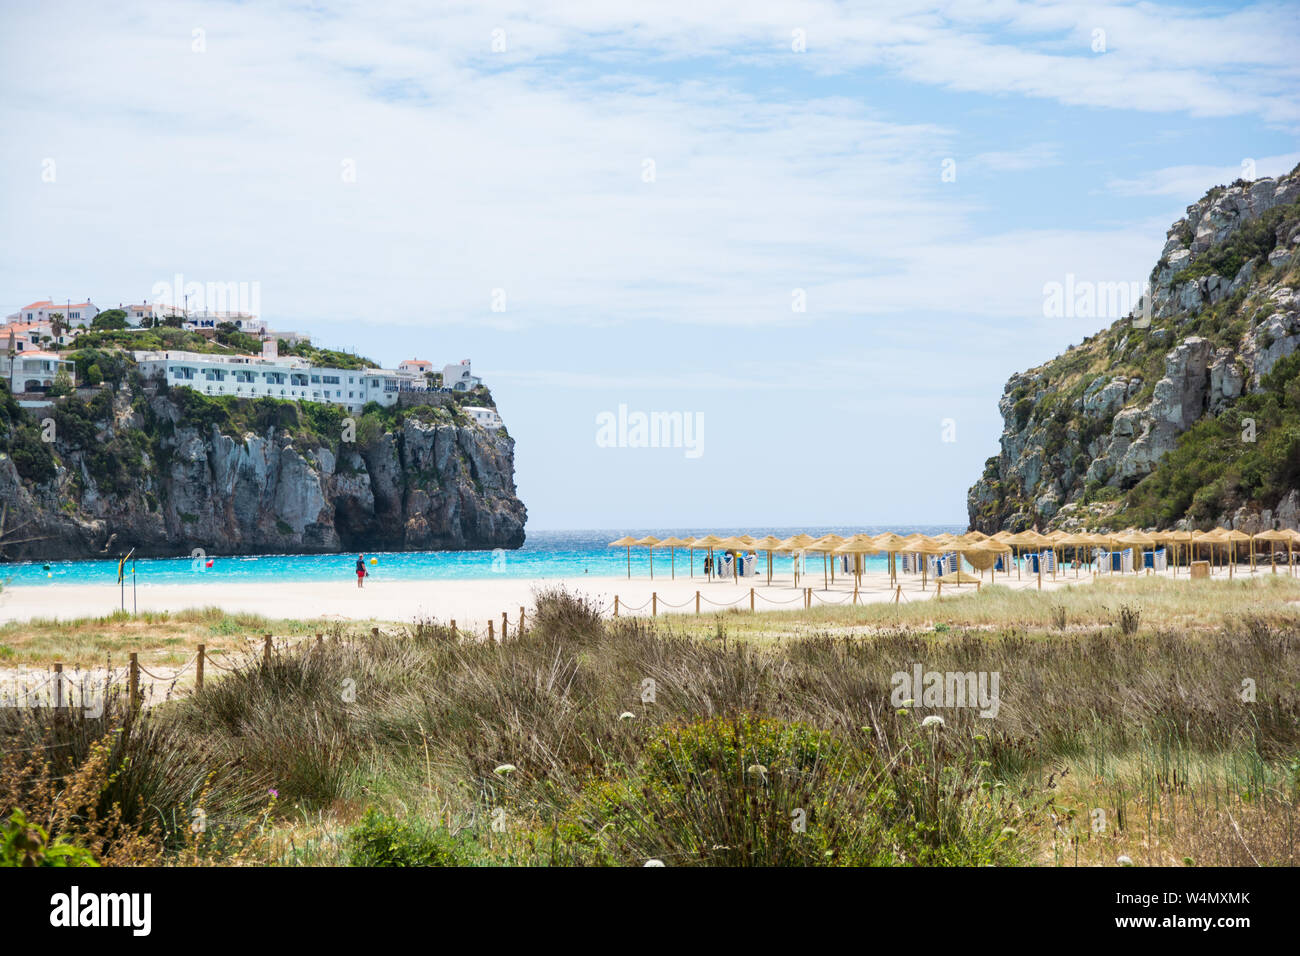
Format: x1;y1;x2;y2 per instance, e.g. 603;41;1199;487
0;810;99;867
91;309;128;331
559;714;1028;867
7;422;57;483
529;586;605;643
347;810;481;867
1013;397;1033;429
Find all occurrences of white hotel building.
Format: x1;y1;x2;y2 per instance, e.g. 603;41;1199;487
132;342;476;415
133;341;426;413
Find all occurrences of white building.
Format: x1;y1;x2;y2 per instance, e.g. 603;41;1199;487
5;322;53;352
133;347;415;413
464;405;503;430
0;351;77;392
442;359;481;392
6;299;99;327
123;303;155;325
398;359;434;375
181;311;264;333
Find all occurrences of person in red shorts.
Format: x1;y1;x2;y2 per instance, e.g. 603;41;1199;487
355;554;367;588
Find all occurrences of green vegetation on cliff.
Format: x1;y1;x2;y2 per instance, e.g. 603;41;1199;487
970;168;1300;532
1114;352;1300;528
166;388;471;449
276;341;376;370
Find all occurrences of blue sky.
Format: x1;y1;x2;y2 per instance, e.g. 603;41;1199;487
1;0;1297;530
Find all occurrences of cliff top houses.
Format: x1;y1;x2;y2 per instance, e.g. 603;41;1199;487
7;299;100;326
2;296;490;420
132;343;488;418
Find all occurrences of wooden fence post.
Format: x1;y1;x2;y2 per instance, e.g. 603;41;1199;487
263;634;272;664
196;644;205;691
894;585;901;604
852;585;859;605
750;587;755;612
695;591;700;614
53;662;64;710
501;612;508;641
487;619;495;643
128;653;140;713
519;606;526;635
652;592;657;617
450;619;457;640
614;596;619;617
937;580;943;598
371;626;379;637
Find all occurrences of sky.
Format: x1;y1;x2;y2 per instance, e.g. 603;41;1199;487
1;0;1297;531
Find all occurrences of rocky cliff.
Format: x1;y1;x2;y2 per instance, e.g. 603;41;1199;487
0;382;526;559
969;163;1300;533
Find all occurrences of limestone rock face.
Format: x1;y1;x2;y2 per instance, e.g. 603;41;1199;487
968;164;1300;532
0;389;526;559
1151;174;1300;319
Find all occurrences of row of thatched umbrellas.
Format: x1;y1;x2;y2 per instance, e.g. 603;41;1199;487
608;527;1300;589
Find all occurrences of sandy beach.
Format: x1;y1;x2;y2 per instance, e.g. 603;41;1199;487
0;565;1104;629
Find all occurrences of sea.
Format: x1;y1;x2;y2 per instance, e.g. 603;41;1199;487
1;526;964;587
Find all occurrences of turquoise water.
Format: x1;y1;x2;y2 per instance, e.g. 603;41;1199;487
2;526;964;587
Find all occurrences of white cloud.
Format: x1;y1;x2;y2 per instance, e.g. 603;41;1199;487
1106;152;1300;198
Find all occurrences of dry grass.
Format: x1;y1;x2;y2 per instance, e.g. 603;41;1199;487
0;607;374;670
3;583;1297;867
661;574;1300;643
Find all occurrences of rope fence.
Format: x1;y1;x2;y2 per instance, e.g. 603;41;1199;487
6;577;981;712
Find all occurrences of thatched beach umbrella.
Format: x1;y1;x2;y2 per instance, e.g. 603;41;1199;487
1254;528;1290;574
1054;532;1092;577
1284;529;1300;575
776;534;815;587
609;535;638;579
834;534;880;587
808;534;845;589
633;536;661;579
905;535;947;591
713;536;750;582
751;535;786;586
1219;529;1252;578
1190;529;1213;568
1155;529;1191;574
989;531;1015;578
693;534;725;580
1196;528;1232;574
657;536;692;580
1089;531;1118;572
1006;530;1048;581
959;538;1008;582
873;532;911;586
1113;529;1156;575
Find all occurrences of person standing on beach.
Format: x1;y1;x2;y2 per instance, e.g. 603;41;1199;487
356;554;367;588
